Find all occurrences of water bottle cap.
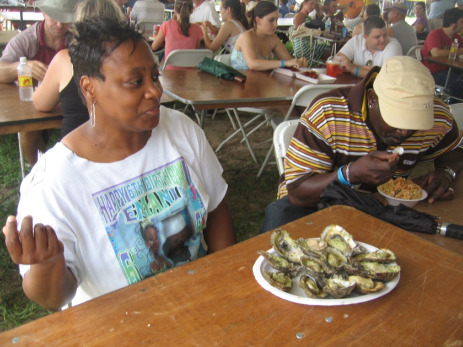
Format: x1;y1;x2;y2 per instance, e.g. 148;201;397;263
20;57;27;63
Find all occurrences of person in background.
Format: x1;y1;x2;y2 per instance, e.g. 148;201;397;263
428;0;463;30
130;0;165;38
412;1;431;40
337;15;402;78
293;0;323;29
386;2;417;55
3;17;235;311
33;0;126;139
352;3;381;36
151;0;203;69
279;0;290;17
322;0;344;24
421;7;463;103
231;1;307;70
202;0;249;53
0;0;78;167
114;0;129;17
260;56;463;232
190;0;221;35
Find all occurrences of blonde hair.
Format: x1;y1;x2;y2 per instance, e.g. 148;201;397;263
75;0;126;22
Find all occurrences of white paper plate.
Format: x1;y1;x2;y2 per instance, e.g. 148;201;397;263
295;70;336;84
253;241;400;306
273;67;300;77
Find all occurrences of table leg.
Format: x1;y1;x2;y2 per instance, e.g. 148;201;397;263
17;132;25;179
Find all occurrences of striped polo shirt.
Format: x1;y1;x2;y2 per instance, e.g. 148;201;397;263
278;69;463;198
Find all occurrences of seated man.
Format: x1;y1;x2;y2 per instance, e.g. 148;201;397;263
421;7;463;104
337;15;402;78
0;0;78;166
428;0;463;30
130;0;165;38
261;56;463;232
386;2;417;55
190;0;221;35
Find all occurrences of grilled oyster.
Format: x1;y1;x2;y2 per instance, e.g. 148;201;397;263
320;224;357;256
263;271;293;292
323;247;348;269
257;250;300;277
354;249;397;263
297;238;327;258
322;277;356;299
349;275;385;294
345;262;401;282
271;229;304;263
299;275;328;299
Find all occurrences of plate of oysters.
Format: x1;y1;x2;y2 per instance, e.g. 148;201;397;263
253;225;400;306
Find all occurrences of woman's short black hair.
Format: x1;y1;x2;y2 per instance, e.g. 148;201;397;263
69;17;143;84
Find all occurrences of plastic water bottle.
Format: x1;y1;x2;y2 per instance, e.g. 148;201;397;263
17;57;33;101
449;38;458;60
325;17;332;33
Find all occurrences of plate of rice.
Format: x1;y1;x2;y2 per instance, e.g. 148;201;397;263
377;177;427;207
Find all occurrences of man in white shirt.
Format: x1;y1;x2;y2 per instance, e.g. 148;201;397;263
337;15;402;78
386;3;417;55
190;0;221;34
130;0;165;38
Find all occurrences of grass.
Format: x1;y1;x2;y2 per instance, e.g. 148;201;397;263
0;110;280;331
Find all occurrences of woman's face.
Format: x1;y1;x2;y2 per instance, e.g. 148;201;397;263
303;0;315;14
414;4;425;18
256;10;279;34
220;5;231;20
91;40;163;132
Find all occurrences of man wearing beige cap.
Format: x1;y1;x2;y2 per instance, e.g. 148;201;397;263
386;2;417;55
0;0;79;166
260;56;463;232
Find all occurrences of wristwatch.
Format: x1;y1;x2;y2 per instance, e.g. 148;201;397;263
442;167;456;182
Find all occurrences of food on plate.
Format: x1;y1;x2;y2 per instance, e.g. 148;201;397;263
300;70;319;79
283;66;299;72
377;177;423;200
257;225;400;299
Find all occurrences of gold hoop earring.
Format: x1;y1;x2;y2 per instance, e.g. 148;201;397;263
91;102;96;128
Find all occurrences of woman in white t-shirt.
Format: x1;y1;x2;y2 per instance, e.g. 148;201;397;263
3;17;235;311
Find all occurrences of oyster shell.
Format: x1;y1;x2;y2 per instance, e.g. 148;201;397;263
271;229;304;263
345;262;401;282
257;250;300;277
323;247;348;269
262;271;293;292
354;249;397;263
322;277;356;299
320;224;357;256
297;238;327;258
349;275;385;294
299;275;328;299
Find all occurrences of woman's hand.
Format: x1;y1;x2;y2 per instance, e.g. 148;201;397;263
3;215;64;265
285;57;308;68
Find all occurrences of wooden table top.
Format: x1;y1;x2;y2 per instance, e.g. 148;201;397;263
0;204;461;345
0;83;62;135
0;29;18;47
424;55;463;70
160;69;358;111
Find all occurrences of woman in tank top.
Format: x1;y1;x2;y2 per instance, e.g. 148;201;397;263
201;0;249;53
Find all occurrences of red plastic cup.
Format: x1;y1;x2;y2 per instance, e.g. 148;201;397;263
326;61;338;77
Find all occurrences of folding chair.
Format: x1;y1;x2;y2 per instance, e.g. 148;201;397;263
162;49;214;123
406;45;423;60
450;102;463;129
213;53;280;164
257;83;353;177
273;119;299;175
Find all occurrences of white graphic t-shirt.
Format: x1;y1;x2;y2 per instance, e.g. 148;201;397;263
18;106;227;305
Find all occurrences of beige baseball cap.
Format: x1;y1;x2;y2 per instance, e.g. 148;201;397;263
373;56;435;130
36;0;79;24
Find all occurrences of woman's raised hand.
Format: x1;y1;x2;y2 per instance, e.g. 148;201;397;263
3;215;64;265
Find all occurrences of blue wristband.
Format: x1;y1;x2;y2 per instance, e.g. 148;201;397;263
281;60;285;68
354;66;359;77
337;165;350;186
